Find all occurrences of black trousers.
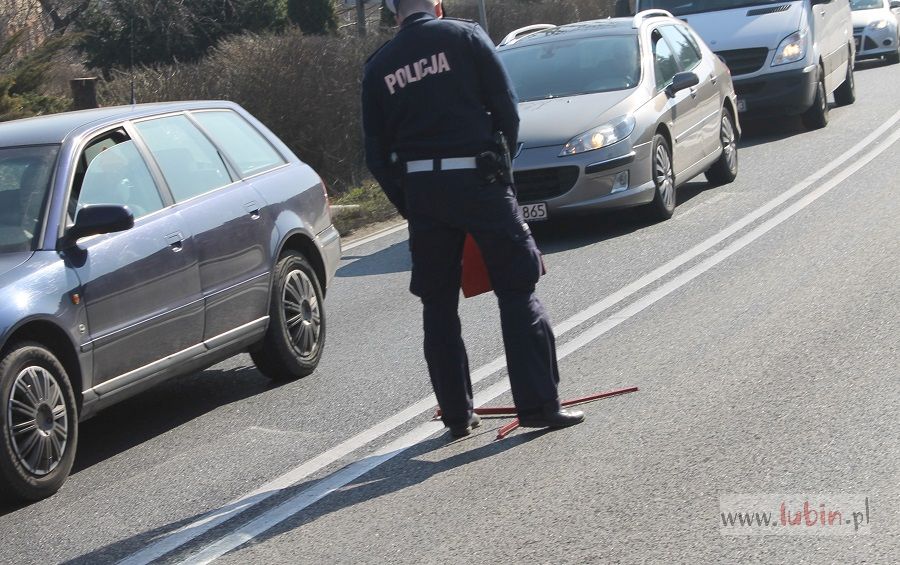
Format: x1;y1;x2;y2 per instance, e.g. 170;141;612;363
404;169;562;428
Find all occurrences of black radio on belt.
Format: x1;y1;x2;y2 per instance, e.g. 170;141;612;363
476;131;514;186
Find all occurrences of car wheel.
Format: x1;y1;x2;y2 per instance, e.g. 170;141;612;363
252;252;325;381
801;68;829;130
704;109;739;187
644;134;676;221
833;55;856;106
0;343;78;503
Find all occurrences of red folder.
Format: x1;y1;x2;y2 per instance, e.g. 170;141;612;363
461;233;547;298
461;234;492;298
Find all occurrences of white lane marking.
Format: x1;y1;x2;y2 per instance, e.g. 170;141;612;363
341;222;408;252
180;127;900;565
119;110;900;565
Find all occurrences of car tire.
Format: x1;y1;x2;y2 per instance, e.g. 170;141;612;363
0;343;78;503
643;134;676;221
704;109;739;187
801;68;829;130
833;58;856;106
251;252;326;381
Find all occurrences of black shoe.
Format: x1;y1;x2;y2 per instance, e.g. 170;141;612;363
449;413;481;438
519;408;585;429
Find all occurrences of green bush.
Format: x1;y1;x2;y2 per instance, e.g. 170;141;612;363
98;29;389;193
0;32;71;122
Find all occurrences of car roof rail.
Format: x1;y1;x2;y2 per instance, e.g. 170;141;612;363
498;24;557;47
632;9;673;28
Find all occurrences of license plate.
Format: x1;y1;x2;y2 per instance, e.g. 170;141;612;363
737;98;747;113
520;202;548;222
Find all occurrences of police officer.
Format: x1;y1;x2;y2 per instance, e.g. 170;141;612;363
362;0;584;437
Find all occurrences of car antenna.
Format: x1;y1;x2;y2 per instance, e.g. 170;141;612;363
129;0;136;105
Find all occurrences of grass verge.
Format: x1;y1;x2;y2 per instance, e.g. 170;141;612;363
331;182;400;237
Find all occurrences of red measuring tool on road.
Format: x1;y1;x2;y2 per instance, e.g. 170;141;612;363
435;386;639;440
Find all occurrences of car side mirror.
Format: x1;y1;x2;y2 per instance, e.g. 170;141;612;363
667;72;700;97
64;205;134;247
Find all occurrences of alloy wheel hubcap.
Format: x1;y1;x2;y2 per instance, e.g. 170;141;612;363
283;269;321;359
721;117;737;172
655;144;675;210
8;366;68;476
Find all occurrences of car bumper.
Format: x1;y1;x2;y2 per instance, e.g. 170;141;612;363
854;28;898;59
512;141;656;218
316;223;341;289
733;65;818;117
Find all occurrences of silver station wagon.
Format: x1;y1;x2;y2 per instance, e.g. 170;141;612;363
497;11;741;222
0;102;340;502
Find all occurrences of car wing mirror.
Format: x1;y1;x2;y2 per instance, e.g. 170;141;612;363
667;71;700;97
64;205;134;247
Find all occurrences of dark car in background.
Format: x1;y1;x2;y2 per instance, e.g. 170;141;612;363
0;102;341;502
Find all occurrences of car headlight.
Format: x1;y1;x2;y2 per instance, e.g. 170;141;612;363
772;30;807;66
868;20;889;30
560;115;635;157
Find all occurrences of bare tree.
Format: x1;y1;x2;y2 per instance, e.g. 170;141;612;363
36;0;93;34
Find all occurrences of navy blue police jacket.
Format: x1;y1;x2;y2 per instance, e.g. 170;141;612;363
362;13;520;216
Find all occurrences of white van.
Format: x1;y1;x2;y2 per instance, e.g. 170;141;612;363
634;0;857;128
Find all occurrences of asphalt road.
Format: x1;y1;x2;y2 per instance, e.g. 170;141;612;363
2;60;898;564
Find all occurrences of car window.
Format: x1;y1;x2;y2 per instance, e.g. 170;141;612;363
190;110;285;177
674;26;705;64
498;35;641;101
83;137;117;165
652;30;679;90
0;145;58;252
134;115;233;203
659;26;701;72
76;140;163;220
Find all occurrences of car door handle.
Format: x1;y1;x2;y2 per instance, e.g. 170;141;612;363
689;86;698;98
244;201;261;220
165;232;184;252
710;74;718;85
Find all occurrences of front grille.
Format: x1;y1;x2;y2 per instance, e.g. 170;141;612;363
853;26;865;36
715;48;769;76
514;166;580;202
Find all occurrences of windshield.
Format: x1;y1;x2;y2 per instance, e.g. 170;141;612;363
499;35;641;102
0;145;58;253
639;0;789;16
849;0;883;9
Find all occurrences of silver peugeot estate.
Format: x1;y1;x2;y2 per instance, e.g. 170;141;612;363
498;11;741;222
0;102;340;502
